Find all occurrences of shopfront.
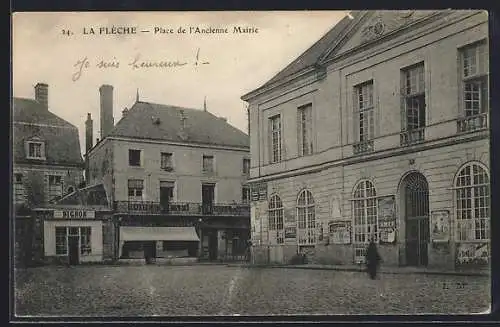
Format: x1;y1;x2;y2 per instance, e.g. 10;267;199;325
39;207;115;264
118;226;200;260
198;217;251;261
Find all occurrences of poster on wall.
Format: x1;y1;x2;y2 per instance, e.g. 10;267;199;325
377;195;396;244
456;243;489;265
430;210;450;243
328;221;351;244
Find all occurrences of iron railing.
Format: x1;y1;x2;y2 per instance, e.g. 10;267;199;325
400;128;425;146
353;140;374;155
114;201;250;216
457;113;488;133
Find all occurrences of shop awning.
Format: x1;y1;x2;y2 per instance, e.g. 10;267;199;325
120;226;200;242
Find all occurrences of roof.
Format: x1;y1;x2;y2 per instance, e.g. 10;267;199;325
108;101;249;149
243;10;460;100
12;97;84;166
262;11;365;88
54;183;109;207
241;11;365;101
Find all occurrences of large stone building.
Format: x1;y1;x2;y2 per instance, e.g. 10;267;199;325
13;83;85;265
86;86;251;262
242;10;490;270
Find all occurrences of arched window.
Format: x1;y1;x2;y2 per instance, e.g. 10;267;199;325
455;163;490;243
268;194;284;244
297;190;315;245
353;180;377;261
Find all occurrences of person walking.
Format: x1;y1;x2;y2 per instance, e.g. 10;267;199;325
366;238;382;279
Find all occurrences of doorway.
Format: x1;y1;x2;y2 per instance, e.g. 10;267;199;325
208;231;218;261
68;235;80;265
160;182;174;213
202;183;215;214
402;172;430;266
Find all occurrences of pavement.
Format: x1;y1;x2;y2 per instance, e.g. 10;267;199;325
226;263;490;277
14;264;490;317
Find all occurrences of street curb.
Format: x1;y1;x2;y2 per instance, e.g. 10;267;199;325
226;264;489;277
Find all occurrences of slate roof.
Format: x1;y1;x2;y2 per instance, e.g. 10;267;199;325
255;11;365;91
108;101;249;149
13;97;84;166
55;183;109;207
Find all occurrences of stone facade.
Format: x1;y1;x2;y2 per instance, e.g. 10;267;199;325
244;11;490;269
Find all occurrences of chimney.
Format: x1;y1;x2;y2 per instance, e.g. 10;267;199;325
35;83;49;110
122;107;129;118
84;113;93;183
99;84;114;139
85;113;93;154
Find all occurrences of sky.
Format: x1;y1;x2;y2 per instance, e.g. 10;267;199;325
13;11;347;154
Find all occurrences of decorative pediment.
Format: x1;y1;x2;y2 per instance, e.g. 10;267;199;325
325;10;440;59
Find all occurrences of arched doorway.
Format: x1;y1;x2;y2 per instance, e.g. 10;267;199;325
401;172;429;266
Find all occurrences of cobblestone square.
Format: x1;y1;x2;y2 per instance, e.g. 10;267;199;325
14;265;490;317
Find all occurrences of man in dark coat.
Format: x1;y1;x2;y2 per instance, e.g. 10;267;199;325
366;239;382;279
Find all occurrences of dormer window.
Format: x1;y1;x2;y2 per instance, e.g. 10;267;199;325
26;140;46;160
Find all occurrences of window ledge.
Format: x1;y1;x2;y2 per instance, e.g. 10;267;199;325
400;128;425;146
457;113;488;133
353;140;374;155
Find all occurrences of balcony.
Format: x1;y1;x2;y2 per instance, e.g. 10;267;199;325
457;113;488;133
400;128;425;146
114;201;250;217
353;140;374;155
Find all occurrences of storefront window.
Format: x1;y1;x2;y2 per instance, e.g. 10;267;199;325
455;162;490;265
268;194;284;244
456;163;490;241
54;226;92;256
80;227;92;255
55;227;67;255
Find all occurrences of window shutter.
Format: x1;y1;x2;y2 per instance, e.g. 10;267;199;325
352;88;359;143
400;94;407;132
424;63;430;125
41;142;46;159
279;115;284;161
268;118;273;163
307;106;313;154
24;141;29;158
297;109;302;156
374;82;379;139
478;41;488;75
457;51;464;118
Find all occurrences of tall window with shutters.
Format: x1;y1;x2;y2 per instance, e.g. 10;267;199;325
48;175;63;201
128;179;144;201
353;81;375;154
269;115;282;163
14;173;25;203
161;152;174;171
297;103;313;156
400;62;426;145
458;40;489;133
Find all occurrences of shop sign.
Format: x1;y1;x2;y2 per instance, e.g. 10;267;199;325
456;243;489;265
54;209;96;219
328;221;351;244
430;210;450;243
377;196;396;244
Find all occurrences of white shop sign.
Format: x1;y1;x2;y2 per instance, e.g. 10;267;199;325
53;210;96;219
